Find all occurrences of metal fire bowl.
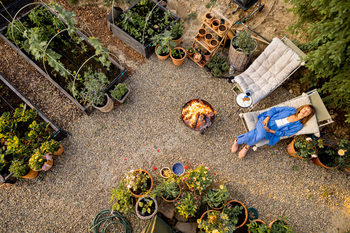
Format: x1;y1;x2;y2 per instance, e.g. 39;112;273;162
181;99;215;131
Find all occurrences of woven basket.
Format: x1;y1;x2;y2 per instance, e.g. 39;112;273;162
228;37;257;72
93;94;114;113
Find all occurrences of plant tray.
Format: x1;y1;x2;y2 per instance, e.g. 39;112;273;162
0;4;128;115
0;72;67;184
0;0;33;30
106;0;180;59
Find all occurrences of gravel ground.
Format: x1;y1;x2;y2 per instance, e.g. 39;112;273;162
1;54;350;233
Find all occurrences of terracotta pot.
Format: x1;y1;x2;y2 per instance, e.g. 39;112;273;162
155;45;170;60
208;39;218;49
199;60;205;66
170;47;187;66
198;28;206;38
187;48;195;57
172;36;182;46
207;201;223;210
218;24;227;36
268;219;288;229
199;210;220;232
287;139;313;160
203;52;211;62
33;160;54;172
227;29;234;39
53;144;64;155
205;33;213;44
129;169;153;198
211;19;220;30
161;183;181;202
22;169;38;179
225;200;248;228
135;196;158;220
248;219;266;233
93;94;114;113
193;53;202;63
204;12;214;24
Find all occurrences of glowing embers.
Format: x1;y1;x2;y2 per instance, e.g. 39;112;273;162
181;99;216;131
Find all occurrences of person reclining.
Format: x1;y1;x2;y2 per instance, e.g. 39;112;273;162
232;105;315;158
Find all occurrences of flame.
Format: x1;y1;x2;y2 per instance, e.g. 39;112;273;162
182;100;216;129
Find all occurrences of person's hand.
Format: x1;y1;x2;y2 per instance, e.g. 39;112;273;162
263;124;271;133
262;117;270;126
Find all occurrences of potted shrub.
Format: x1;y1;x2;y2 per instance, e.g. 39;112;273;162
183;165;214;194
334;139;350;172
247;219;269;233
124;169;153;197
206;55;230;78
9;159;37;179
135;196;158;220
170;47;187;66
287;135;324;160
223;201;244;228
40;139;63;156
174;192;201;218
151;30;175;60
203;185;229;210
229;29;257;71
268;216;295;233
78;70;114;113
224;200;248;228
29;150;53;171
109;83;130;104
110;181;135;214
151;175;181;202
170;21;185;46
197;210;236;233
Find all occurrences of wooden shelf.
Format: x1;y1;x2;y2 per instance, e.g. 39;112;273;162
193;37;217;53
188;54;206;68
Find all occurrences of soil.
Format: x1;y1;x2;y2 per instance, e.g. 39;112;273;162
318;147;337;168
0;79;22;113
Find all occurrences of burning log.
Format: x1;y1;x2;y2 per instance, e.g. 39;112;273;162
181;99;216;131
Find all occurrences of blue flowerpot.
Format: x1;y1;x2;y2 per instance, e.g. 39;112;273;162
171;162;185;176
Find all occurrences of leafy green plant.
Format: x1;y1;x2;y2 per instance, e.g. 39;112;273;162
124;169;151;195
28;149;46;171
78;70;109;106
0;149;7;172
151;30;175;55
232;29;257;55
206;55;229;78
247;220;270;233
171;48;185;59
9;159;30;179
138;197;155;215
187;47;194;53
197;211;236;233
331;139;350;170
223;202;243;226
174;192;201;218
110;83;128;101
294;136;324;159
270;216;295;233
25;121;50;142
204;186;229;208
285;0;350;123
110;181;135;214
40;139;61;154
151;175;180;201
170;21;184;40
183;165;213;194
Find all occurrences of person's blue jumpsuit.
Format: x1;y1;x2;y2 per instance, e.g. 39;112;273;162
237;107;303;146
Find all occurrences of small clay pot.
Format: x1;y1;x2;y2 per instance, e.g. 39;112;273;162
199;60;206;66
198;28;206;38
208;39;218;49
205;33;213;44
203;51;211;62
218;24;227;35
187;48;195;56
211;19;220;30
204;12;214;24
53;144;64;155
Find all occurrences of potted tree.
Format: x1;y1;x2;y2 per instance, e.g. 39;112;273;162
229;29;257;71
183;165;214;195
197;210;236;233
109;83;130;104
135;196;158;220
174;192;201;218
247;219;269;233
170;47;187;66
223;201;244;228
268;216;295;233
224;200;248;228
151;30;175;60
203;185;229;210
110;181;135;214
124;169;153;197
287;136;324;160
170;21;185;46
78;70;114;113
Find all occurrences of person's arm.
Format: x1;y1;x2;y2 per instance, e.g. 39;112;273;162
258;107;296;119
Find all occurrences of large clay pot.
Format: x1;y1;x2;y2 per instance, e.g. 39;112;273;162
155;45;170;60
129;169;153;198
161;183;181;202
225;200;248;228
53;144;64;155
312;144;339;169
93;94;114;113
287;139;313;160
22;169;38;179
170;47;187;66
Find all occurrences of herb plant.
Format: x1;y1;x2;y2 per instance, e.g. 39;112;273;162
204;186;229;208
206;55;229;78
110;83;128;101
78;70;109;106
174;192;201;218
223;203;243;226
40;139;61;154
197;211;236;233
110;181;134;214
187;47;194;53
270;216;295;233
232;29;257;55
183;165;213;194
151;30;175;55
171;48;184;59
151;175;180;201
170;21;184;40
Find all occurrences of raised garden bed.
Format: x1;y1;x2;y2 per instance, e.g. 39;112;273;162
0;72;67;184
0;0;33;29
106;0;180;58
0;3;128;115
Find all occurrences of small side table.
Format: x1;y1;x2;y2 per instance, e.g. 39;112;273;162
236;93;252;108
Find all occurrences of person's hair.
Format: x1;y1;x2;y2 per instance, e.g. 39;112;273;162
295;105;316;125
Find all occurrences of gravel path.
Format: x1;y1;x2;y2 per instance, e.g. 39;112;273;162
1;54;350;233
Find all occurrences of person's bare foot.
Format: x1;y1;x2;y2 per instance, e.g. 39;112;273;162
238;145;249;159
231;138;239;153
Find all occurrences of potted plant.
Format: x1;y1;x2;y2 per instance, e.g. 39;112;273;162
268;216;295;233
287;136;324;160
174;191;201;218
224;200;248;228
247;219;269;233
187;47;195;56
9;159;37;179
109;83;130;104
223;201;244;228
40;139;62;156
151;175;181;202
78;70;114;113
124;169;153;197
110;181;135;214
203;185;229;210
183;165;213;194
160;167;172;178
29;150;53;171
151;30;175;60
170;47;187;66
334;139;350;172
229;29;257;71
197;210;236;233
135;196;158;220
311;144;339;169
206;55;230;78
170;21;185;46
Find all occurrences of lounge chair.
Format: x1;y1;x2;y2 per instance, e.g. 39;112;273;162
231;36;307;111
238;89;334;150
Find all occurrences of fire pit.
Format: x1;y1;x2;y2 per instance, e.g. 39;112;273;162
181;99;216;133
